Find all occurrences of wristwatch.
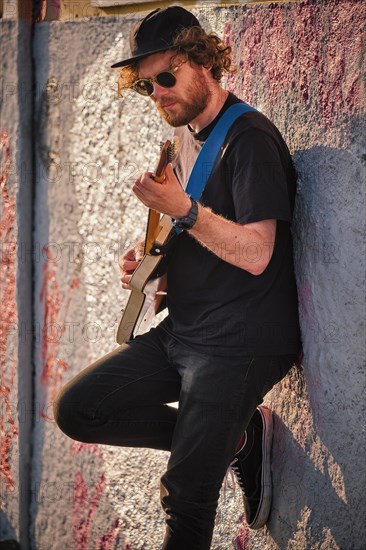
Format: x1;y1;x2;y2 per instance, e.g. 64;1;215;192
172;197;199;230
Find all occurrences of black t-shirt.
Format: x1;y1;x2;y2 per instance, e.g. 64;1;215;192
160;93;301;356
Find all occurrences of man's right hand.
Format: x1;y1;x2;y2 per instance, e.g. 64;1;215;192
119;242;144;290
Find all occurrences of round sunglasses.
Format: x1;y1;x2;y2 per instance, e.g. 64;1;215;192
131;59;186;96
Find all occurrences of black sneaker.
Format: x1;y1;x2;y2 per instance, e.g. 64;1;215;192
230;405;273;529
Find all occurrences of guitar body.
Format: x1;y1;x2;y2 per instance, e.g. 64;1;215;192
116;140;178;344
116;208;173;344
116;272;166;344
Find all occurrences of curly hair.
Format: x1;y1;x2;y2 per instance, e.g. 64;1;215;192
117;25;235;96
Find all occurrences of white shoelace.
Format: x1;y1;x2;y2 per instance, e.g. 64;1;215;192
222;432;247;500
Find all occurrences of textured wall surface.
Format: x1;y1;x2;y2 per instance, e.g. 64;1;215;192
0;22;20;541
1;0;365;548
221;1;366;548
0;18;33;545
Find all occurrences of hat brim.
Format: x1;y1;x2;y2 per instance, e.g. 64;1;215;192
111;46;172;68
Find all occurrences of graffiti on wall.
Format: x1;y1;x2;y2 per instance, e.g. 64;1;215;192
39;249;80;408
39;260;124;547
0;130;18;495
71;442;124;549
225;0;364;125
234;521;250;550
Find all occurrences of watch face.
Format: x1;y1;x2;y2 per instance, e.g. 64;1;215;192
174;218;191;230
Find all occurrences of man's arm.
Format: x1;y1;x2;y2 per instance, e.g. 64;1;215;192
189;206;276;276
132;164;276;276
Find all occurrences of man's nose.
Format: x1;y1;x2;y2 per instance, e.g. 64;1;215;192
151;82;169;101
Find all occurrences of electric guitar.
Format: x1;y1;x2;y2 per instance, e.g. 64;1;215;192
116;140;176;344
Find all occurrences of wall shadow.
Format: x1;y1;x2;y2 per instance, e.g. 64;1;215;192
264;131;366;548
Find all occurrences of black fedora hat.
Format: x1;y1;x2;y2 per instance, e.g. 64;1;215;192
111;6;201;68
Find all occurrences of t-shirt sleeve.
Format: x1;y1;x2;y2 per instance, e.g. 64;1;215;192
228;128;293;224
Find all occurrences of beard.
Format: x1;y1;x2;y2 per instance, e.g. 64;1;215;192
155;74;211;127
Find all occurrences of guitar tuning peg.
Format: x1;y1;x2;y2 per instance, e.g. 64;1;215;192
167;136;179;163
173;135;179;153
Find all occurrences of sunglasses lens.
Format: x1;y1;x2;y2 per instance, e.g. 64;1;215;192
134;80;154;96
156;72;176;88
132;69;178;96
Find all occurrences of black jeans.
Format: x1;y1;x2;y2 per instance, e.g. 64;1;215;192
54;324;295;549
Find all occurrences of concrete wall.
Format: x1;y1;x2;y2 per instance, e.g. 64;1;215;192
0;17;33;546
1;0;365;548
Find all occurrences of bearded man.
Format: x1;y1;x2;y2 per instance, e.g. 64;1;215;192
54;7;301;549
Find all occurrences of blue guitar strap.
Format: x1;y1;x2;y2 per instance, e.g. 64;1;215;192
185;102;257;200
148;102;258;249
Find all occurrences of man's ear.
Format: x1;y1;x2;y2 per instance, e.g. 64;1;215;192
203;62;213;72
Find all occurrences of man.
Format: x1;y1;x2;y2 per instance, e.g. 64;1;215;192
54;6;301;549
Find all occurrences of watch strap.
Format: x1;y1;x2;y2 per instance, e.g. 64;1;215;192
172;197;198;230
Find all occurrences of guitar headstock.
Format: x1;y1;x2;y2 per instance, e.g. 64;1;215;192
154;137;179;182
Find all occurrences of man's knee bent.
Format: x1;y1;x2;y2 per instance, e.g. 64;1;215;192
53;384;95;443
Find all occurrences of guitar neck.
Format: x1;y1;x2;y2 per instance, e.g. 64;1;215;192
154;139;171;183
144;210;161;255
144;140;173;255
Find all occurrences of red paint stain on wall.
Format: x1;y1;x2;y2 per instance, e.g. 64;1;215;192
240;7;294;102
72;470;122;549
72;440;104;459
97;518;122;550
71;443;123;547
73;471;106;550
0;131;18;493
234;519;251;550
39;240;123;545
238;0;364;124
297;281;316;326
39;249;79;407
224;21;237;93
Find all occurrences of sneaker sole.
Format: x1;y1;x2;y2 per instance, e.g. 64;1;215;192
248;405;273;530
